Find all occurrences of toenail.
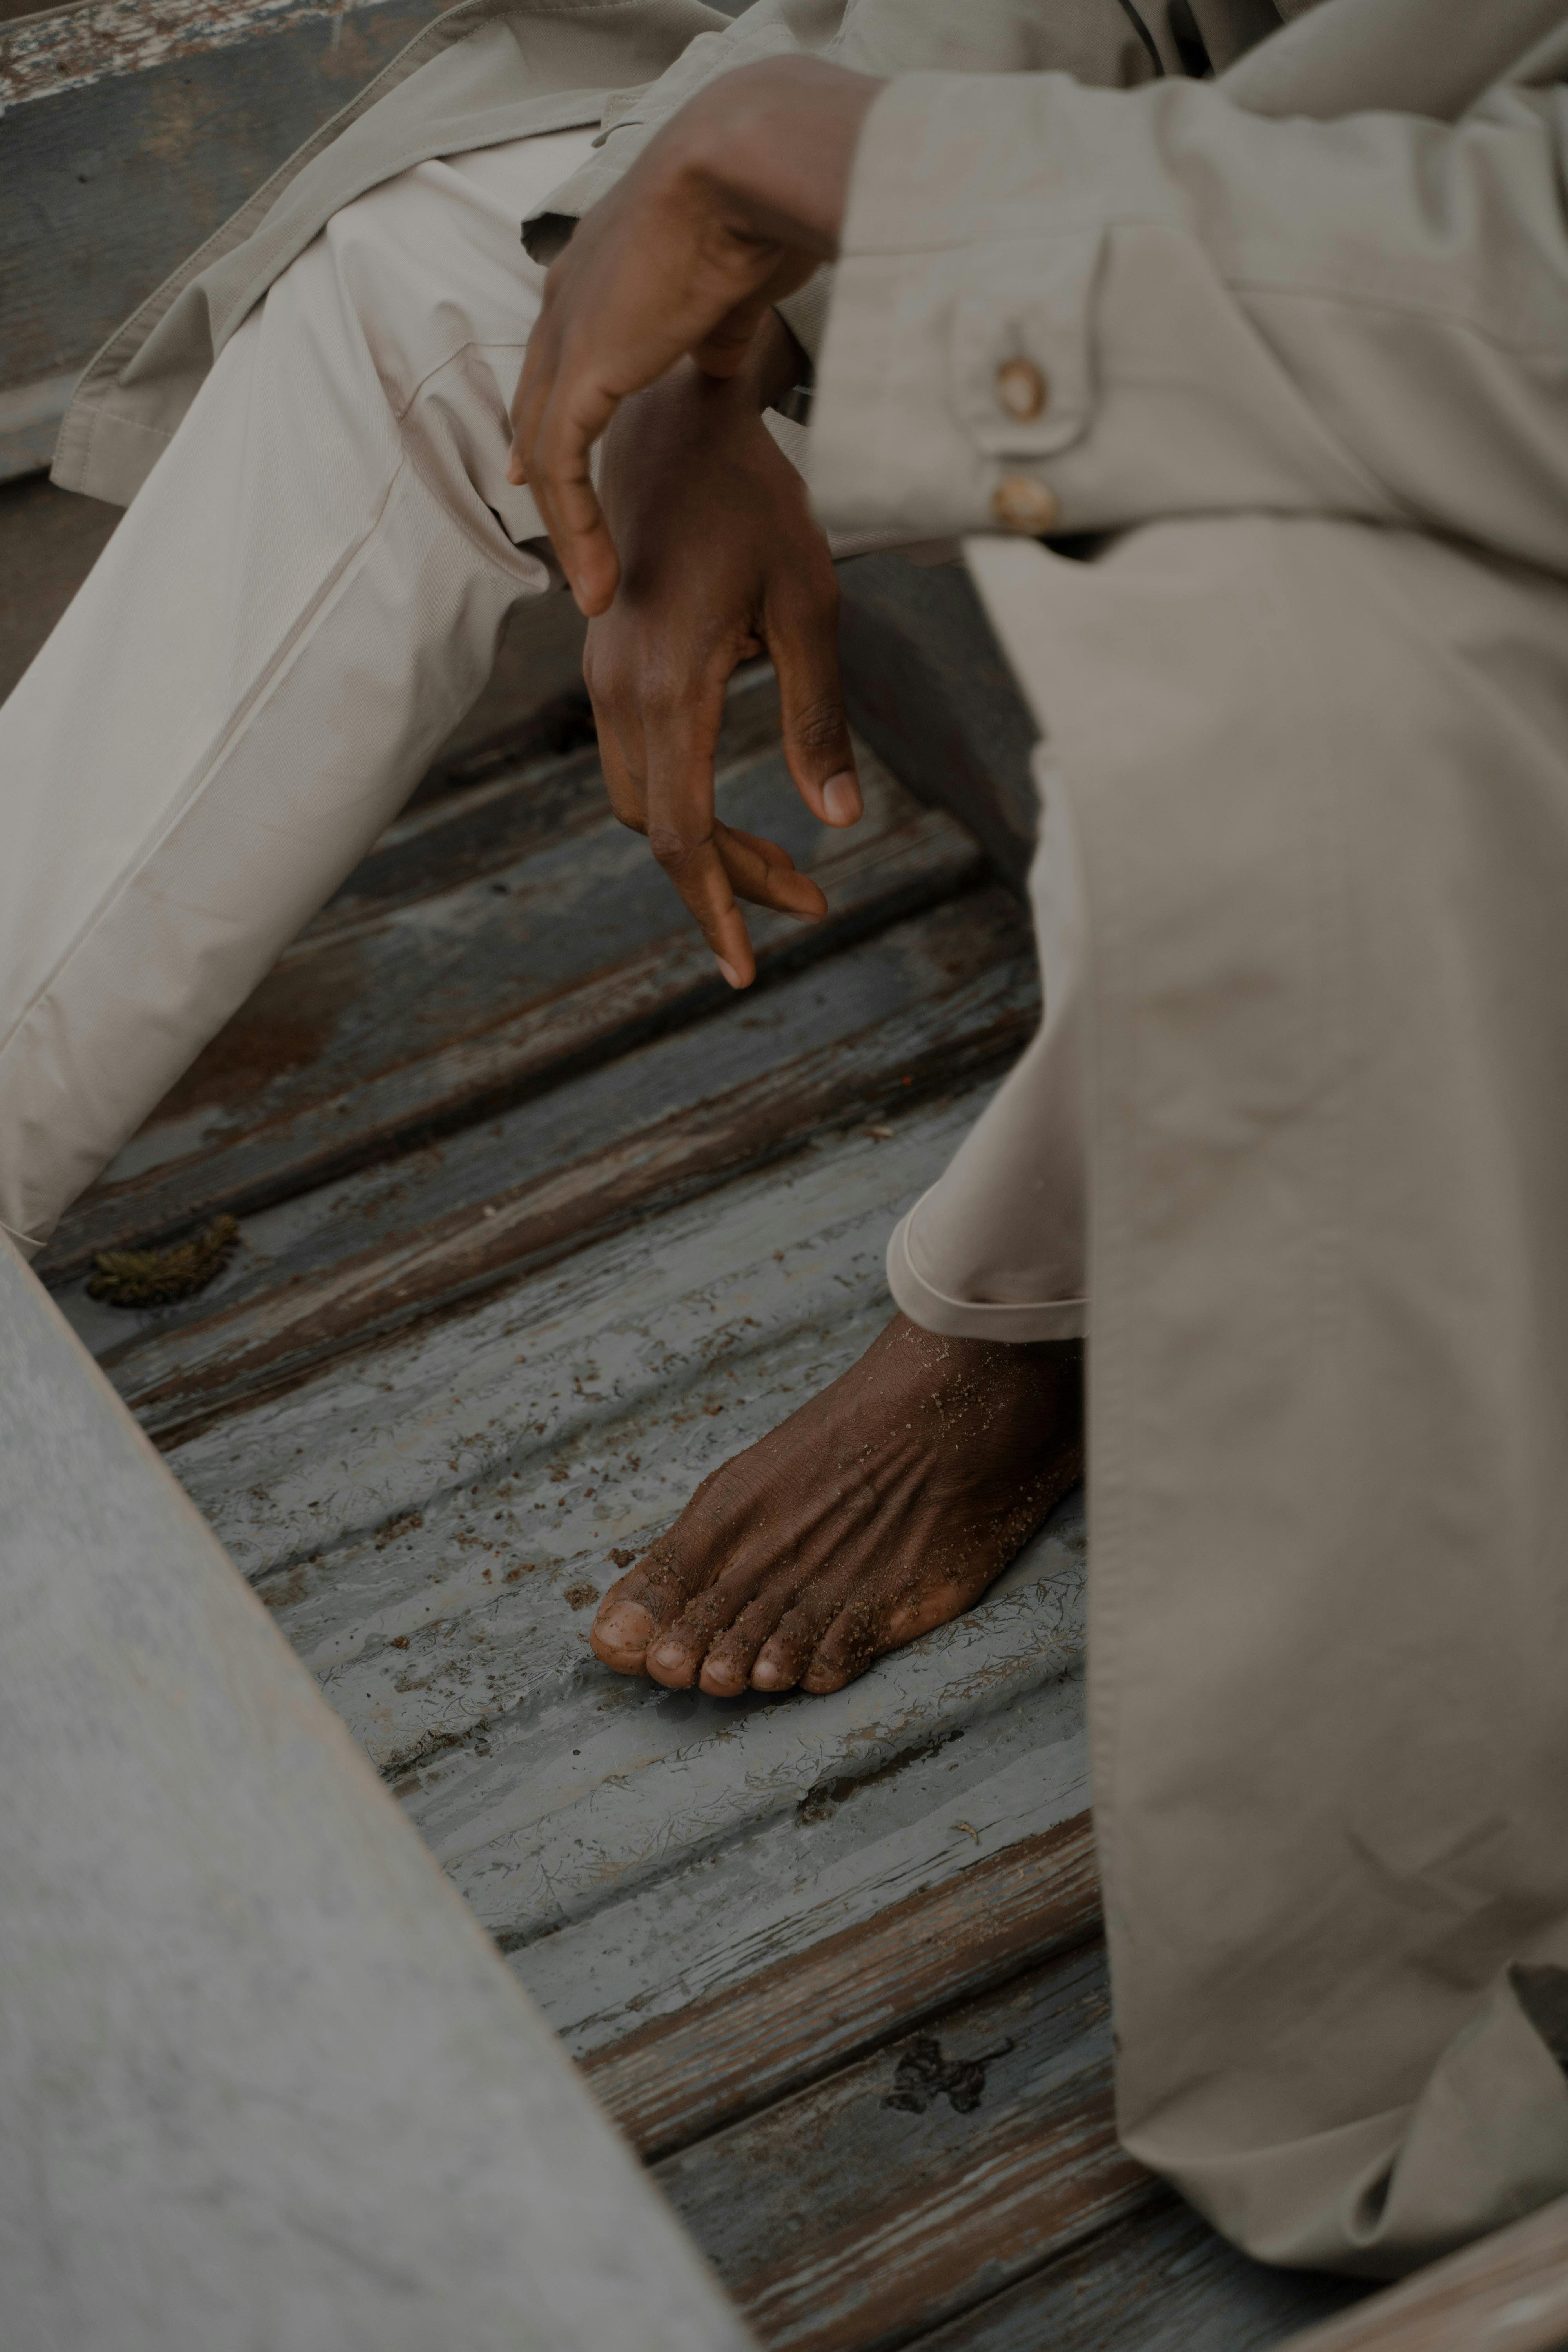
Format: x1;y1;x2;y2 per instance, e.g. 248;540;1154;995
597;1601;654;1647
651;1641;686;1671
751;1658;784;1690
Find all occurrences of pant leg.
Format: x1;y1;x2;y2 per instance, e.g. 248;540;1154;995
887;743;1089;1342
0;129;595;1254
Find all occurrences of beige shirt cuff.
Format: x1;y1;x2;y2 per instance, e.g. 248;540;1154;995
808;70;1568;560
809;69;1390;545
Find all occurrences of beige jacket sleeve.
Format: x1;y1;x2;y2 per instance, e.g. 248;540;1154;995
808;68;1568;574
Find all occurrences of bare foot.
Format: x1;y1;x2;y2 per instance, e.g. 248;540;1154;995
590;1314;1083;1698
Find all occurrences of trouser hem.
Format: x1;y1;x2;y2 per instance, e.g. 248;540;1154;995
886;1206;1087;1343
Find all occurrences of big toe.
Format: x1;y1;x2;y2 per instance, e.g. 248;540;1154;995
590;1597;658;1672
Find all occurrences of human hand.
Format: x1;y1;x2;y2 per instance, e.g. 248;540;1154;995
585;317;861;988
507;55;884;614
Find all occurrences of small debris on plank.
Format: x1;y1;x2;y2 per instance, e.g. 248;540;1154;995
87;1212;240;1307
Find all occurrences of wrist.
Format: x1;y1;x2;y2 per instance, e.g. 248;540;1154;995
673;58;885;258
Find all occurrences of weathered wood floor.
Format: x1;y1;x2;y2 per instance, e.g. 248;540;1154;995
49;642;1363;2349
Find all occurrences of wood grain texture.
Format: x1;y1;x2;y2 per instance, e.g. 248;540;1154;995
2;0;419;103
586;1809;1100;2161
0;2;443;390
916;2198;1361;2352
1273;2194;1568;2352
41;687;989;1283
658;1944;1158;2352
521;1726;1092;2065
89;892;1032;1445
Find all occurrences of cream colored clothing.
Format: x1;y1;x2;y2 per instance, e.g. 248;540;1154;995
806;8;1568;2267
809;30;1568;562
48;0;1147;510
0;133;593;1250
887;754;1088;1344
957;517;1568;2275
49;0;1568;514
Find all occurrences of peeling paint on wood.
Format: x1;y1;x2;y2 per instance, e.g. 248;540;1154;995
915;2199;1360;2350
586;1811;1101;2160
1;0;413;106
0;0;443;413
42;684;989;1283
92;902;1032;1444
519;1726;1091;2062
657;1945;1157;2350
140;1087;1087;1955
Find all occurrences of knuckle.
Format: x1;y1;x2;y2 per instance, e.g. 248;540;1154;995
789;694;849;756
647;824;698;872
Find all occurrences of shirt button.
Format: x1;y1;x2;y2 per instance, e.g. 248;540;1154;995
992;474;1059;535
996;357;1047;421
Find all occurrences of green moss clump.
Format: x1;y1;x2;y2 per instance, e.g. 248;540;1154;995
87;1214;241;1308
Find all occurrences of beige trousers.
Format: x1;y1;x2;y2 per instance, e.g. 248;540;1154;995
0;128;1087;1328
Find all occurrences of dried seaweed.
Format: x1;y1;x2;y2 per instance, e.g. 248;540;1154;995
87;1214;241;1308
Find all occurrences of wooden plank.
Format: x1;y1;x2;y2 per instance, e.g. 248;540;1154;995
41;696;987;1281
586;1810;1100;2160
160;1085;1005;1593
389;1512;1084;1941
914;2196;1361;2352
2;0;424;104
83;889;1032;1443
656;1944;1159;2352
0;1232;753;2352
519;1728;1092;2061
1272;2194;1568;2352
0;0;446;401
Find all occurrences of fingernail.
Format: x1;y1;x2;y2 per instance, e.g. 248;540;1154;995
716;957;742;988
823;773;861;826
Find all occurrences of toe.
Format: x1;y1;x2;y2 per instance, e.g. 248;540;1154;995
590;1595;659;1673
646;1628;706;1688
804;1570;980;1694
588;1534;730;1679
647;1571;778;1691
699;1584;802;1697
751;1582;848;1693
883;1576;973;1646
